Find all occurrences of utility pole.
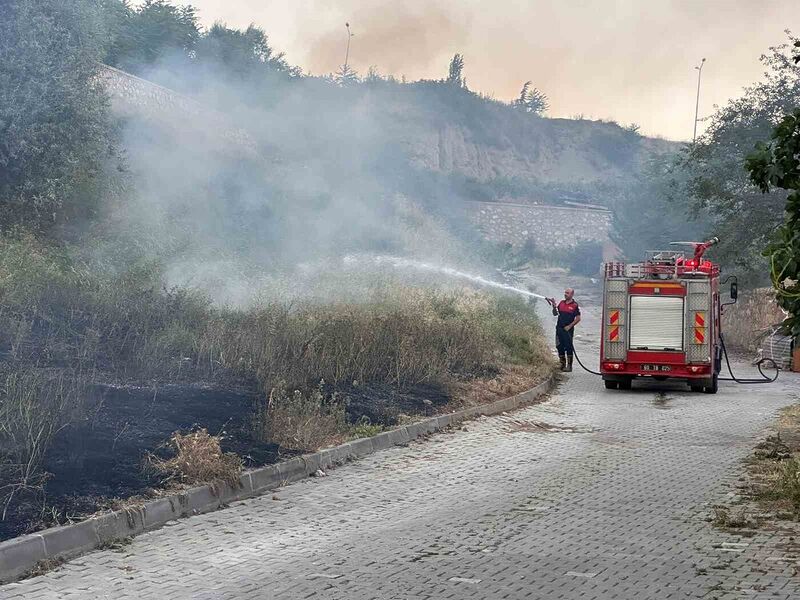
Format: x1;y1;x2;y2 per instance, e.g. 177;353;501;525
693;57;706;143
344;22;354;71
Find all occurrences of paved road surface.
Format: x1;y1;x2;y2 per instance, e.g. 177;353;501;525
4;274;799;599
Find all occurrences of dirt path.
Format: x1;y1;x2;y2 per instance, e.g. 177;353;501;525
4;273;799;600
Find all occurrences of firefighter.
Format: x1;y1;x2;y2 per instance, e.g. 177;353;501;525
546;289;581;372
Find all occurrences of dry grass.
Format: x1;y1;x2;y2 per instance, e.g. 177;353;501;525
450;363;552;408
0;368;90;519
252;383;347;452
778;405;800;431
0;234;554;517
710;505;752;529
197;290;497;393
749;458;800;519
744;406;800;521
146;429;242;488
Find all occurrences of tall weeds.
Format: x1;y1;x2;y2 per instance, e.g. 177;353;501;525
0;368;89;518
253;383;347;452
0;235;551;512
198;293;497;393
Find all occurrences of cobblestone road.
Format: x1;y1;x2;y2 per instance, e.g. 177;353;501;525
4;276;799;599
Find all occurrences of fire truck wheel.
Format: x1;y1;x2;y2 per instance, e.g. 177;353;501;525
703;374;719;394
618;378;632;390
604;380;619;390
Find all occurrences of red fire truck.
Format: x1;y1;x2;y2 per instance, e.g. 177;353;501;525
600;238;738;393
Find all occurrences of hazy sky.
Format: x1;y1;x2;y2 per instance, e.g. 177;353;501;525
175;0;797;140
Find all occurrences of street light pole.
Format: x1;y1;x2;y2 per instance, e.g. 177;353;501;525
344;22;354;71
693;58;706;143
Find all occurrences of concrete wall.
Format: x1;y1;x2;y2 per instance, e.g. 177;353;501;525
466;201;614;254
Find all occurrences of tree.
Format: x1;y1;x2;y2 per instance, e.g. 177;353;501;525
0;0;112;231
446;53;465;88
195;23;297;78
104;0;200;73
745;108;800;335
672;33;800;277
334;64;359;87
514;81;549;115
364;66;385;85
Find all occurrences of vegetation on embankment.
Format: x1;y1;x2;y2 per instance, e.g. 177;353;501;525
0;234;553;539
0;0;564;541
713;405;800;533
749;405;800;520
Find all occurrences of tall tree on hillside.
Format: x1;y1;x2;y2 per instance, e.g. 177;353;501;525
446;53;465;88
334;64;359;87
514;81;549;115
104;0;199;73
0;0;112;231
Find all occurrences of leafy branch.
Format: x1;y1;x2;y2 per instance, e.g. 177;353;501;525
746;108;800;334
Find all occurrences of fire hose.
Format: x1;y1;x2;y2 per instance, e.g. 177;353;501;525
718;333;779;384
569;334;779;384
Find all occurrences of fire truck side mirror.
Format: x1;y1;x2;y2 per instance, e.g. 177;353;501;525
730;281;738;301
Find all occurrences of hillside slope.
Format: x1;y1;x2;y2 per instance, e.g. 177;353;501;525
360;80;679;196
104;63;677;208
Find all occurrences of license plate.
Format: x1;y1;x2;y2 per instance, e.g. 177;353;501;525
642;364;671;372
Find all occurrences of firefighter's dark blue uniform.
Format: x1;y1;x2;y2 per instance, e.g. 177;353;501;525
553;299;580;359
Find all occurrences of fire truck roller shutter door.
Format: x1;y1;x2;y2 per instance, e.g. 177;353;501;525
629;296;685;351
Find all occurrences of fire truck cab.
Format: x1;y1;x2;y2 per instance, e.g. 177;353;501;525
600;238;735;394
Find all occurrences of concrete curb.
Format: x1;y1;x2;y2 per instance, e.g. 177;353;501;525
0;376;555;582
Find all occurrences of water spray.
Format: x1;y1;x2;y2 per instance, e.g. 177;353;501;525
343;254;548;299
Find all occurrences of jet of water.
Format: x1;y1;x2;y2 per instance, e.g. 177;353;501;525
343;254;548;300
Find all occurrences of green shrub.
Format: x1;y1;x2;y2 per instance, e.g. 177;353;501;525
350;417;385;439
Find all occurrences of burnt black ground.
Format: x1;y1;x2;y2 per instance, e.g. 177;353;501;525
0;381;451;541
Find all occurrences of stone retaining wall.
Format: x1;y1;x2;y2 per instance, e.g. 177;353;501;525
722;287;787;352
466;201;613;253
98;64;257;153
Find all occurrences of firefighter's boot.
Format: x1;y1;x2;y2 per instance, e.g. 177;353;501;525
559;356;566;371
565;355;573;373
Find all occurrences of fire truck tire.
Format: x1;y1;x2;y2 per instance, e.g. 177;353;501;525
703;374;719;394
604;380;619;390
618;378;632;390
